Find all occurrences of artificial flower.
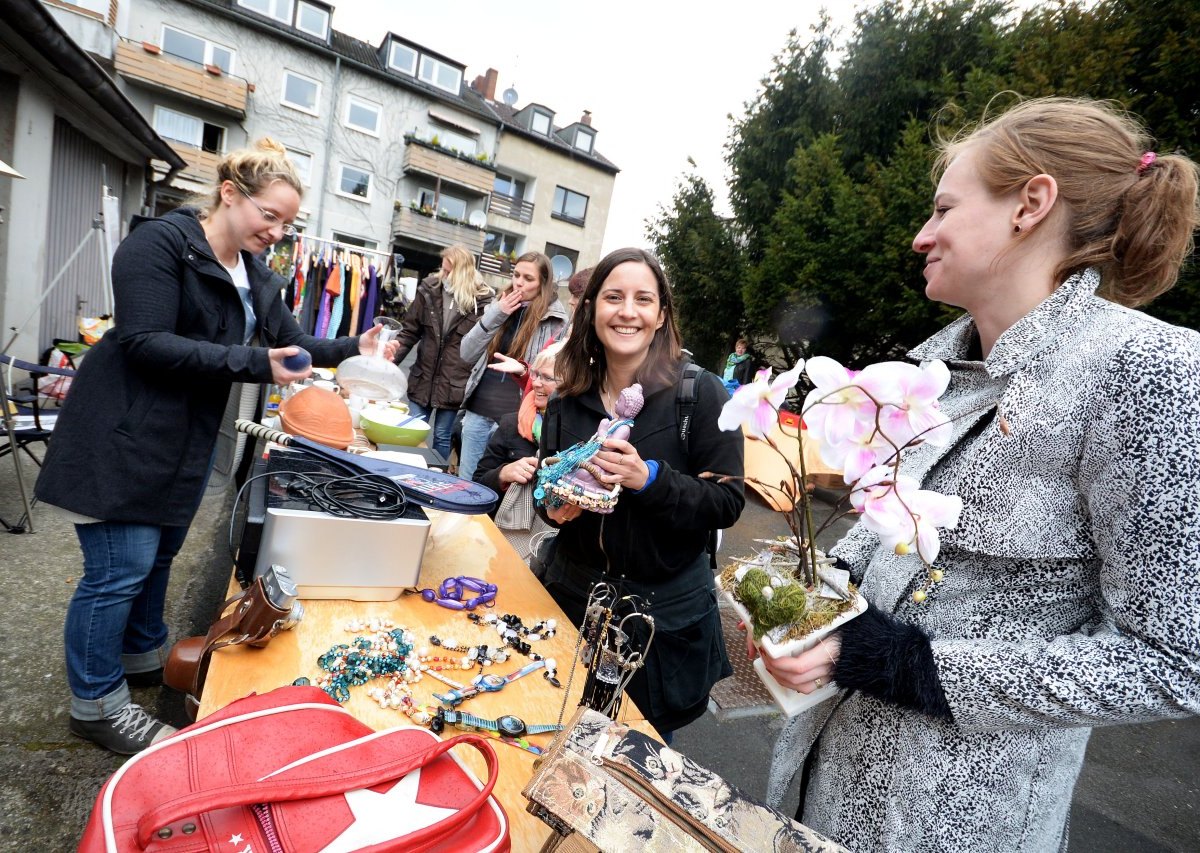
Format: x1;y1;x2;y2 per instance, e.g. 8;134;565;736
849;465;963;563
718;360;805;439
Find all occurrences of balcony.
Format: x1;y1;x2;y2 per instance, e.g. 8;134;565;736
168;143;222;185
392;206;484;254
478;253;513;276
488;192;534;225
114;39;248;117
402;138;494;196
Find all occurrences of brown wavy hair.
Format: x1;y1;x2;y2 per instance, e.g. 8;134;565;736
937;96;1200;307
557;247;682;396
487;252;556;362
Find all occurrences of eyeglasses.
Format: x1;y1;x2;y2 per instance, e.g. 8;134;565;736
239;188;297;237
531;371;560;385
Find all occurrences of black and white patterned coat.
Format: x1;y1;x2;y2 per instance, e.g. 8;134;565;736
768;269;1200;851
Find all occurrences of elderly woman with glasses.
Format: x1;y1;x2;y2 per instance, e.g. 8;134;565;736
473;342;565;566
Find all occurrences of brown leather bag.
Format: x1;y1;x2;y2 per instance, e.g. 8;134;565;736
164;572;301;719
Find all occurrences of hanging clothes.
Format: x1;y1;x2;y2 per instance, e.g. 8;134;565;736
316;253;341;338
361;262;380;333
346;253;363;338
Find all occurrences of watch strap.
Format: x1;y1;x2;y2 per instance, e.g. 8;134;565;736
502;660;546;684
524;722;564;735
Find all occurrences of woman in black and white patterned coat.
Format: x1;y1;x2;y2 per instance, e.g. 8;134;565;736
760;97;1200;851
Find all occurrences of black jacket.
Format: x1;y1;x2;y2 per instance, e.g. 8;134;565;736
393;275;492;410
35;207;360;525
473;410;535;501
538;363;745;731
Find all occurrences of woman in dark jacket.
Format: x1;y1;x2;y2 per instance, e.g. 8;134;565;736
538;248;745;735
391;244;493;460
36;138;396;755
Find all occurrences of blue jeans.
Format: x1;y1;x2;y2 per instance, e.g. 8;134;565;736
405;401;457;462
66;522;188;720
457;410;498;481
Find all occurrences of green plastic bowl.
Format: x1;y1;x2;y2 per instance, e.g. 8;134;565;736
359;408;431;447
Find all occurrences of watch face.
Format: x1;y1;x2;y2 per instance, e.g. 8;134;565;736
496;715;526;737
477;674;505;691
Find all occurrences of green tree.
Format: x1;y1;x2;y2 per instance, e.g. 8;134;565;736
647;171;745;372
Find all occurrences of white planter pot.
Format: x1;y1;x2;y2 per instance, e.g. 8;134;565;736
724;590;868;717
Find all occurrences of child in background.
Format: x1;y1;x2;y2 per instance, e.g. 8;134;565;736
722;339;755;393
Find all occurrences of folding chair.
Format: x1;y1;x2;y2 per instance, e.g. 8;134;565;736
1;353;75;533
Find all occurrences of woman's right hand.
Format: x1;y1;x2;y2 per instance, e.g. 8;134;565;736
758;637;840;695
497;287;525;316
499;456;539;488
268;347;312;385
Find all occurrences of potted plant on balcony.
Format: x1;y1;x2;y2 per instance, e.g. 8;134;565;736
714;356;962;715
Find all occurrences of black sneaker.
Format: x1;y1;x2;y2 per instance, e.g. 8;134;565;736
69;703;178;755
125;668;164;688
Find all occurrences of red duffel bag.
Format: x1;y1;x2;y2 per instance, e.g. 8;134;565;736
78;686;509;852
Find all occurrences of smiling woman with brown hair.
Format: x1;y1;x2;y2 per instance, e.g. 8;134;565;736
537;247;745;738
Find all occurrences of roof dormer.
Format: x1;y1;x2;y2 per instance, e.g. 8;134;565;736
380;34;465;95
234;0;331;42
555;117;596;155
514;103;555;137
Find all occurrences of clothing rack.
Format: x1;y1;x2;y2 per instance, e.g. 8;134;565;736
289;233;394;260
279;235;399;339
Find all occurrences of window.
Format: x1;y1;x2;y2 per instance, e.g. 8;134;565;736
63;0;109;15
295;2;329;38
286;148;313;185
153;107;225;153
418;55;462;95
161;27;235;74
418;188;466;221
493;173;526;199
573;128;595;155
530;110;552;136
344;96;382;136
432;126;475;155
484;231;520;256
551;187;588;225
544;242;579;277
332;232;378;251
237;0;293;23
338;164;372;201
388;42;417;76
281;71;320;114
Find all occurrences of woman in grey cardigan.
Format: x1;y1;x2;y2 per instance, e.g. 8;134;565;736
456;251;567;479
761;97;1200;851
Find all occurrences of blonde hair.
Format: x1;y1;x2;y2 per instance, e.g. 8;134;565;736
196;137;303;215
439;244;489;314
531;340;565;373
937;97;1200;307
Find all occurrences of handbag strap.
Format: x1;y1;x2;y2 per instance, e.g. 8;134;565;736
136;732;498;848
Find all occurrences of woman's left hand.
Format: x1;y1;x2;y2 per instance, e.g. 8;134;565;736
593;438;650;491
758;636;840;694
359;324;400;361
487;353;526;375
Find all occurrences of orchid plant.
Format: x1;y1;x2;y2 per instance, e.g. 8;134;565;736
715;356;963;612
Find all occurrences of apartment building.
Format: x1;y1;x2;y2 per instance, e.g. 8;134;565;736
51;0;619;283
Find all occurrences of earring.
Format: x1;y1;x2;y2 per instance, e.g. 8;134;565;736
1013;224;1022;234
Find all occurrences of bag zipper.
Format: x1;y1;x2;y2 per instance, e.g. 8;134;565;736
251;803;285;853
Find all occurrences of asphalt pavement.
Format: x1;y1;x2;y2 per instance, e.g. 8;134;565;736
1;448;1197;851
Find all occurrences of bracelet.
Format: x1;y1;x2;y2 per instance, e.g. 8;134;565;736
412;576;498;611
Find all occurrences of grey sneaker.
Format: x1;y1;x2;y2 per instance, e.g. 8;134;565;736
70;703;178;755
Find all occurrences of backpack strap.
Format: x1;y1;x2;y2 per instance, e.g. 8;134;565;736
675;362;705;454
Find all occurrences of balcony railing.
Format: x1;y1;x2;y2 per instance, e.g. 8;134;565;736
168;143;222;185
478;253;514;276
392;206;484;254
402;139;494;196
488;192;534;224
114;39;249;117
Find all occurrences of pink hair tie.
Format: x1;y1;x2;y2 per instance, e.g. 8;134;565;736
1136;151;1157;175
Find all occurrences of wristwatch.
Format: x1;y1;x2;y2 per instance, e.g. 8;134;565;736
431;709;562;738
433;660;546;707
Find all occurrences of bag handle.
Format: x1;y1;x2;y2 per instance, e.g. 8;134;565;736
135;732;498;849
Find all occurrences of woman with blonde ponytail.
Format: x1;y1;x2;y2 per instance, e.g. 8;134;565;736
36;138;398;755
391;244;493;460
763;97;1200;852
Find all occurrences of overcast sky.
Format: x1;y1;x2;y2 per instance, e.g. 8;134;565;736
335;1;1046;255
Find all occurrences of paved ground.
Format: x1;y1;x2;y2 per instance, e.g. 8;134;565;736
1;448;1198;851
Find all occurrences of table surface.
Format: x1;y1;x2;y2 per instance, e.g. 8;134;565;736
200;510;648;852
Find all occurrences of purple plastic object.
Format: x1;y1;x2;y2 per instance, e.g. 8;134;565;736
282;348;312;372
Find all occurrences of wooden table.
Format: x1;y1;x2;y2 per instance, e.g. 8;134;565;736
200;511;647;851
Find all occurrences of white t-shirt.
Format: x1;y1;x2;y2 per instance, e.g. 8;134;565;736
223;253;256;345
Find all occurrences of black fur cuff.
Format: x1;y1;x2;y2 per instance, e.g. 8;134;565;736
833;605;953;720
